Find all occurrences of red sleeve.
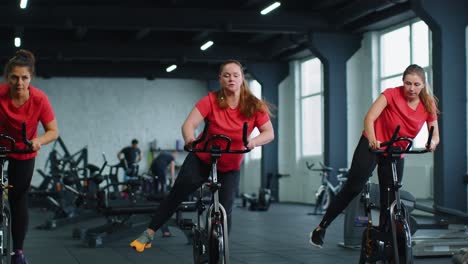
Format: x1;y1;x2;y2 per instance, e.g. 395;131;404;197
382;87;396;105
40;94;55;124
254;105;270;128
195;94;211;118
427;101;438;122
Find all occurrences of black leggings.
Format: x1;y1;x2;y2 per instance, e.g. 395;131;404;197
148;153;240;232
7;158;35;250
319;136;404;228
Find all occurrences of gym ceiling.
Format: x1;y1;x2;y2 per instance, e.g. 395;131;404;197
0;0;414;79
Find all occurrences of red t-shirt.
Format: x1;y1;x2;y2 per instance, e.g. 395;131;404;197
0;83;55;160
194;92;270;172
364;86;437;150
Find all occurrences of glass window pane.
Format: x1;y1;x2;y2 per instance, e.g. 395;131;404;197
381;26;410;77
248;127;262;159
412;122;428;149
302;96;322;155
380;76;403;92
248;79;262;159
301;58;322;96
412;21;429;68
250;79;262;99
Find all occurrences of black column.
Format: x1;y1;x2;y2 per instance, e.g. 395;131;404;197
245;62;289;201
411;0;468;212
307;32;362;170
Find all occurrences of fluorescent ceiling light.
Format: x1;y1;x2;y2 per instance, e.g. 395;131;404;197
166;64;177;73
14;37;21;47
200;41;214;51
261;2;281;15
20;0;28;9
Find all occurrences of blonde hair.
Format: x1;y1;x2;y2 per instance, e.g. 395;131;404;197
216;60;273;118
403;64;439;116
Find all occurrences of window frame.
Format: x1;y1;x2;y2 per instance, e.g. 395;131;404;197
378;19;433;93
299;57;324;157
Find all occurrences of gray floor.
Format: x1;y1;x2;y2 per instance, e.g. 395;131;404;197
23;202;453;264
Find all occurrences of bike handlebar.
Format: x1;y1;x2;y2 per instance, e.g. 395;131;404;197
305;161;333;172
184;121;251;154
372;125;434;155
0;123;34;154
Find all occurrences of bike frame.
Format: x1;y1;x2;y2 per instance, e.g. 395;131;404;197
0;123;33;264
187;122;250;264
0;157;12;264
307;162;348;215
360;125;434;264
206;155;230;264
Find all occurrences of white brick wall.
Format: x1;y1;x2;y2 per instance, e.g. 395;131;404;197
31;77;207;185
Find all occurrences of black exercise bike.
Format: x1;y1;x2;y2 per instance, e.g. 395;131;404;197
359;125;434;264
184;121;250;264
0;124;33;264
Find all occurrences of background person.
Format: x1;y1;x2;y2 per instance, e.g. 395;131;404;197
149;150;178;237
150;150;177;194
118;139;142;197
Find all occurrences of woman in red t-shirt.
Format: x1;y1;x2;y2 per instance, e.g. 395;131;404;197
310;64;440;248
0;49;59;263
131;60;275;252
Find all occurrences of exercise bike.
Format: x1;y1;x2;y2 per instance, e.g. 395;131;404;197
240;172;275;212
184;121;250;264
359;125;434;264
306;161;348;215
0;124;33;264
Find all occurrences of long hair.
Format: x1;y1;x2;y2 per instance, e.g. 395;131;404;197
3;49;36;79
215;60;273;118
403;64;439;116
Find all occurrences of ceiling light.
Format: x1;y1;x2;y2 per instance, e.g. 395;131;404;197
14;37;21;47
19;0;28;9
166;64;177;73
200;41;214;51
261;2;281;15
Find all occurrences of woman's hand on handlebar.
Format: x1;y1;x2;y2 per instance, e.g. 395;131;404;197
246;139;256;150
30;138;42;151
425;140;438;152
368;139;381;150
184;138;195;149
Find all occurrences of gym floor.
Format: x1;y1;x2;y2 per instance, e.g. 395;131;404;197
25;202;451;264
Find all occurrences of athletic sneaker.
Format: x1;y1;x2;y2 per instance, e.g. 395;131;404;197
309;227;326;248
130;230;154;252
11;250;29;264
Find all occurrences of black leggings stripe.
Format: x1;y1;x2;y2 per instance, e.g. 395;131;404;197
8;158;35;250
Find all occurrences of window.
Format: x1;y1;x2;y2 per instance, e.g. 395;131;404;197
300;58;323;156
247;79;262;159
379;20;432;148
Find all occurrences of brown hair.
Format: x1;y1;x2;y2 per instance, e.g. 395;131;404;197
402;64;439;116
216;60;273;118
3;49;36;79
